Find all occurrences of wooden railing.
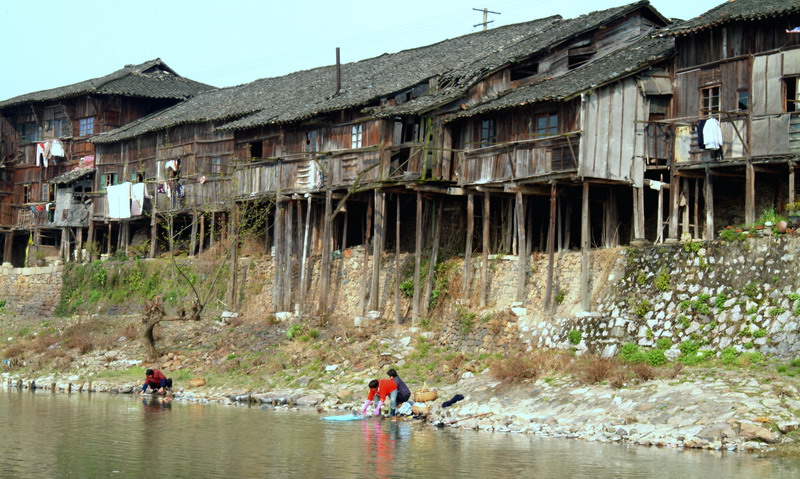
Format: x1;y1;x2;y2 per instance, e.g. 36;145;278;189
460;133;580;185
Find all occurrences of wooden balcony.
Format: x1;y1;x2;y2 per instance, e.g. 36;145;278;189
460;133;580;185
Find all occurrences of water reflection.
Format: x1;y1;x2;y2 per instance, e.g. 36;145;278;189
1;389;799;478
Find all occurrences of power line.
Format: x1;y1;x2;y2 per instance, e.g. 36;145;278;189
473;7;501;31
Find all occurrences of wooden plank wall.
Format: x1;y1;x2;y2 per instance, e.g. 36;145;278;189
579;78;645;186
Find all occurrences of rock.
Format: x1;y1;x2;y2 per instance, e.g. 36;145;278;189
366;311;381;321
295;393;326;407
294;377;313;388
511;307;527;317
739;422;779;443
336;389;353;400
777;421;799;434
353;316;368;327
325;364;338;372
275;312;293;321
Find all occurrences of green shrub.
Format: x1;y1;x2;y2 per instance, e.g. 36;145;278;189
714;293;728;309
633;299;652;318
655;338;672;350
746;352;765;365
753;329;767;338
567;330;582;345
646;349;667;366
683;241;702;253
743;341;754;349
286;324;303;340
790;358;800;368
678;315;690;328
720;347;739;365
654;268;670;291
620;343;646;364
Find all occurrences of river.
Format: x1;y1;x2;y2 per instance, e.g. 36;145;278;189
1;389;798;478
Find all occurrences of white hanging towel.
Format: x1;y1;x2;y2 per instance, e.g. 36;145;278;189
36;143;46;166
107;182;132;219
130;183;145;216
50;139;65;157
702;118;723;150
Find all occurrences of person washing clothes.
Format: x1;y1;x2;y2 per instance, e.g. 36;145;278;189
139;369;172;395
361;378;397;417
387;368;411;406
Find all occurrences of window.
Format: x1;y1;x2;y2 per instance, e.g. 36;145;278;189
22;184;31;204
305;130;322;152
78;117;95;136
534;113;558;137
351;124;363;149
785;78;800;112
568;45;596;69
480;119;496;147
52;119;66;137
99;173;119;192
700;85;720;116
738;90;749;111
20;122;42;143
510;61;539;82
211;157;222;176
41;183;54;202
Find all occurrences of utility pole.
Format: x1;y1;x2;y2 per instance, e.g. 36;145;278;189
473;7;500;31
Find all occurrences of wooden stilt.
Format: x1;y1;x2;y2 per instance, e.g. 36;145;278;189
359;194;374;315
515;191;527;303
62;227;69;262
790;161;796;205
319;190;333;312
370;190;384;311
656;178;664;243
556;196;563;252
704;168;715;240
463;194;474;301
190;211;198;256
563;199;572;250
412;191;423;323
681;178;690;237
422;199;443;316
745;161;755;225
395;195;401;324
480;191;490;308
229;205;239;310
150;191;158;258
168;216;174;256
637;186;645;240
75;227;83;263
199;213;205;255
580;181;590;311
669;171;680;239
210;213;216;250
299;195;312;314
285;200;294;312
693;179;700;239
3;232;11;266
106;224;112;256
87;221;95;261
545;184;557;310
274;201;285;310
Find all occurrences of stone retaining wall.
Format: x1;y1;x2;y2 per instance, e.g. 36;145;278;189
0;264;63;318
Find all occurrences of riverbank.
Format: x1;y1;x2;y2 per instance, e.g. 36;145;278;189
2;313;799;455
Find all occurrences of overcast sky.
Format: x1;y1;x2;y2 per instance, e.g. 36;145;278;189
1;0;724;100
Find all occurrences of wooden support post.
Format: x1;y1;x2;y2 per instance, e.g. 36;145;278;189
395;195;401;324
422;199;443;316
412;191;423;323
556;197;562;252
199;213;205;255
87;221;95;261
168;216;174;257
319;190;332;313
515;191;527;303
284;200;294;312
681;178;690;237
61;227;69;262
190;211;198;256
106;224;112;257
563;199;572;250
545;184;557;310
745;161;755;225
463;194;474;301
637;186;645;239
790;162;796;205
480;191;490;308
370;190;385;311
75;227;83;263
704;168;715;240
657;180;664;243
228;205;239;310
273;202;285;310
580;181;590;311
299;195;312;314
210;213;216;250
693;179;700;239
669;171;680;239
3;232;12;265
359;195;374;316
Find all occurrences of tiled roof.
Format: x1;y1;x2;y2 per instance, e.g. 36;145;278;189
659;0;800;37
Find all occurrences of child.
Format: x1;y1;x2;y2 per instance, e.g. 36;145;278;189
361;378;397;416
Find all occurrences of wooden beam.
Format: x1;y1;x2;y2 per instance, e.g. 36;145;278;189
190;211;198;256
704;167;714;240
656;179;664;243
790;162;796;206
545;184;557;310
299;195;312;314
199;213;205;255
580;181;590;311
319;190;332;312
370;190;384;311
669;170;680;239
284;202;294;312
274;202;284;310
359;194;373;316
693;178;700;239
422;199;443;316
480;191;490;308
412;191;422;324
229;205;239;310
395;194;401;324
745;161;755;224
463;194;474;303
515;191;527;303
682;177;690;237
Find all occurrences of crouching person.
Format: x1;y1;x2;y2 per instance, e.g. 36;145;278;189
140;369;172;395
361;378;397;417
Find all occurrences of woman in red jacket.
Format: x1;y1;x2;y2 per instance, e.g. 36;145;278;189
360;378;397;417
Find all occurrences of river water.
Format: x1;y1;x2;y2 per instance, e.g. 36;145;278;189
1;389;798;478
